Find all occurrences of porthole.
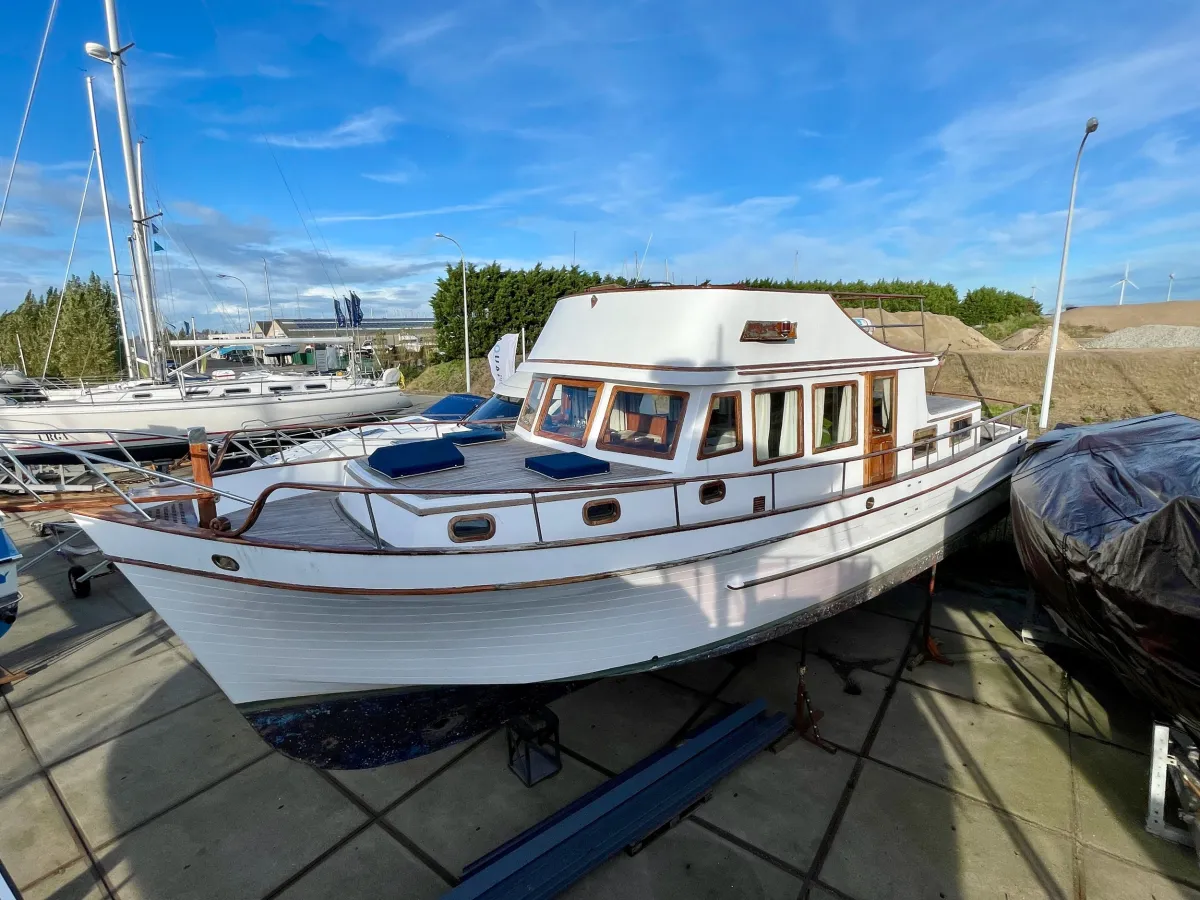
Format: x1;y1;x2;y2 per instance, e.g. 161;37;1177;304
449;514;496;543
583;498;621;526
866;497;876;510
212;554;240;572
699;480;726;505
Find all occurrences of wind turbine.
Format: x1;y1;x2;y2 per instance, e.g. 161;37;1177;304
1112;262;1137;306
1167;272;1175;302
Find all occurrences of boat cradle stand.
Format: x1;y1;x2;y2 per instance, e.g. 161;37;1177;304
1146;721;1200;868
448;700;788;899
907;563;954;669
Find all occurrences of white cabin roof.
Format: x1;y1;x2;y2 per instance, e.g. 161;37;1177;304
527;287;933;384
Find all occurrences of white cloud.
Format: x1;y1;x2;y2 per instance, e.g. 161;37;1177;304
260;108;403;150
810;175;881;191
375;12;459;54
316;203;494;224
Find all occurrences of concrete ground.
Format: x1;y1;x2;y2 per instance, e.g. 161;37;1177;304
1;514;1198;900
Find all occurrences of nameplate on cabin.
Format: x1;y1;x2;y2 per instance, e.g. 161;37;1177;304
740;320;797;342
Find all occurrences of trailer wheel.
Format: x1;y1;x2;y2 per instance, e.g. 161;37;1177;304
68;566;91;599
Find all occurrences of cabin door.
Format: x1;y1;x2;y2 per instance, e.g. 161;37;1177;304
865;371;897;486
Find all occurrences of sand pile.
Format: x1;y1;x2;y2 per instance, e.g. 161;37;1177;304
1060;300;1200;333
856;309;1001;353
1001;327;1083;351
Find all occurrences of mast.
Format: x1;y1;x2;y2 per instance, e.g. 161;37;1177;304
89;0;159;376
86;75;135;378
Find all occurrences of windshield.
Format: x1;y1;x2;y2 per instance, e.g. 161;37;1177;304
465;394;522;423
422;393;486;420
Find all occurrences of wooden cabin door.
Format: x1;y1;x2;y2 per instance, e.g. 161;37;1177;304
865;372;897;486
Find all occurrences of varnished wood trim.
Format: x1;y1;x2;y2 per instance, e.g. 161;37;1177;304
582;498;621;526
864;371;898;485
737;354;935;373
527;357;732;373
697;391;743;460
750;386;804;466
103;447;1019;595
533;377;603;448
516;376;548;431
448;513;496;543
595;384;690;461
812;379;859;453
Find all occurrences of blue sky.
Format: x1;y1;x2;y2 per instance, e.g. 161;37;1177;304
2;0;1199;331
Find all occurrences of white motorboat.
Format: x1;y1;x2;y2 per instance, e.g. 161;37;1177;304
70;285;1029;768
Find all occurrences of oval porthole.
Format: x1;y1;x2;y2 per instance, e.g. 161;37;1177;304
699;480;726;505
865;497;876;510
212;554;240;572
583;498;621;526
449;514;496;543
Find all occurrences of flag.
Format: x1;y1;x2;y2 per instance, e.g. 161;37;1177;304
349;290;364;328
152;241;164;252
333;298;347;329
488;334;518;385
151;223;159;234
181;320;191;336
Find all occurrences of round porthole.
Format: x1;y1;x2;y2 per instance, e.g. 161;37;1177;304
865;497;875;510
212;554;240;572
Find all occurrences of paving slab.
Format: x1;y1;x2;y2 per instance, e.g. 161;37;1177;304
1;592;133;677
664;640;891;753
20;859;109;900
694;733;856;871
51;692;270;847
1063;660;1153;753
0;770;84;890
564;818;803;899
16;647;217;765
1082;848;1200;900
552;674;709;772
901;626;1068;725
871;681;1073;831
7;613;174;709
387;730;606;876
332;735;486;812
98;753;365;900
822;760;1074;900
778;607;915;675
859;580;929;622
1072;735;1200;887
275;825;447;900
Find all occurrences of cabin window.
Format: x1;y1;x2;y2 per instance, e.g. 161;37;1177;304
699;393;742;459
950;416;972;446
185;388;211;397
814;381;857;451
871;375;895;436
535;378;601;447
699;480;726;504
269;385;293;393
912;425;937;461
305;383;328;391
518;377;547;430
597;387;688;459
583;498;621;525
224;387;251;396
752;388;803;463
448;514;496;542
132;392;152;399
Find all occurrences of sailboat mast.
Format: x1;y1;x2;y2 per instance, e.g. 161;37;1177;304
85;75;135;378
95;0;159;375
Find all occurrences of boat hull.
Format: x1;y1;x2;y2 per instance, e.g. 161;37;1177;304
83;440;1020;767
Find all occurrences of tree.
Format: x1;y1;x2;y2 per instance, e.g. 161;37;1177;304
0;273;122;378
960;287;1041;324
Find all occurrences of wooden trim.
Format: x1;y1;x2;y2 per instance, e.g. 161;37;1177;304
516;376;548;432
528;357;731;373
102;447;1020;595
750;386;805;466
448;513;497;543
812;379;859;453
697;391;743;460
533;377;603;448
699;480;726;505
949;415;973;445
582;498;621;526
526;352;935;376
595;384;690;461
864;371;898;486
911;425;937;459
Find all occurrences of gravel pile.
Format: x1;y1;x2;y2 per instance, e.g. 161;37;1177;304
1088;324;1200;349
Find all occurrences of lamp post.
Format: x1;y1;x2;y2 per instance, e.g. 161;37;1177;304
217;274;253;335
435;232;471;393
1039;117;1098;431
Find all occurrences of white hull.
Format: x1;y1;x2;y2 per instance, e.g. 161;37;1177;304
78;437;1020;707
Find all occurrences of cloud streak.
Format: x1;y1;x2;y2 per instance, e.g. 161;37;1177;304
261;108;402;150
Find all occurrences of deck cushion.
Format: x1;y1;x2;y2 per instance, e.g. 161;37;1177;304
446;427;506;446
525;451;610;480
368;439;464;478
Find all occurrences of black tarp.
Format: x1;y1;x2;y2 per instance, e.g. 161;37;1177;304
1010;412;1200;733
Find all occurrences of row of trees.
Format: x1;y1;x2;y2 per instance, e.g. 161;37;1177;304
429;267;1042;358
0;273;123;379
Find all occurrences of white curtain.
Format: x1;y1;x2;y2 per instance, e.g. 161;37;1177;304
754;391;772;459
778;390;799;457
877;378;893;433
837;385;855;443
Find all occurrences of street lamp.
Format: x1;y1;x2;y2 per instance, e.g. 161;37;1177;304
1039;117;1098;431
217;274;253;335
435;232;471;393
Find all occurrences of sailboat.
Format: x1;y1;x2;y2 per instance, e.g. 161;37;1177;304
70;285;1030;768
0;0;411;462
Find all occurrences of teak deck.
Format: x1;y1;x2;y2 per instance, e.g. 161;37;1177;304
224;493;378;549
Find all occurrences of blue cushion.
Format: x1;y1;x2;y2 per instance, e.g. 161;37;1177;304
525;452;610;480
446;427;505;446
368;439;464;478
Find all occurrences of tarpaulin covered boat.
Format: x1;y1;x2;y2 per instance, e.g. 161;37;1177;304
1010;412;1200;734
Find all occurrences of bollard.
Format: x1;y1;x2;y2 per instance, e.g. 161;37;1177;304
188;427;218;528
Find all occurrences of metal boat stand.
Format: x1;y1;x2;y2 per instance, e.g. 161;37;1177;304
770;629;837;755
907;564;954;670
1146;721;1200;867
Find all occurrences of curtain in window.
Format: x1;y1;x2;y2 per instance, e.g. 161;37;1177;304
879;380;893;432
837;385;855;443
754;391;772;459
778;390;799;457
